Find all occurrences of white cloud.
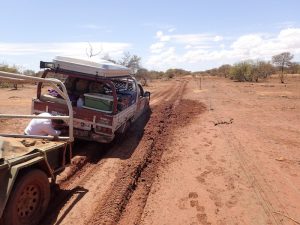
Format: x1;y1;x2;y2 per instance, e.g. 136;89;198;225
150;42;165;53
231;34;263;49
155;30;224;45
185;45;192;49
278;28;300;49
214;35;223;42
171;34;213;45
0;42;131;71
0;42;131;57
156;31;171;42
146;28;300;71
147;47;182;70
229;28;300;58
168;28;176;33
2;28;300;72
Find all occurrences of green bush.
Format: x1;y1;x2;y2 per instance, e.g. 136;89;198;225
229;61;254;82
0;82;11;88
229;60;274;82
0;64;21;89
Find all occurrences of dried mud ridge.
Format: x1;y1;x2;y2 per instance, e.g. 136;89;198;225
211;118;234;126
88;81;207;225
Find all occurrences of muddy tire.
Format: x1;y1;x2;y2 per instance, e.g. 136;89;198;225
116;120;131;134
2;169;50;225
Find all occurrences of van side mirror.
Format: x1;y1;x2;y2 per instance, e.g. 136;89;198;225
144;91;150;100
40;61;55;69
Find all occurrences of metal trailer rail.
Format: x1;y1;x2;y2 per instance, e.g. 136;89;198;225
0;71;74;142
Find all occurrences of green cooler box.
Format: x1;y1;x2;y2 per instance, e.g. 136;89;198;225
83;93;114;113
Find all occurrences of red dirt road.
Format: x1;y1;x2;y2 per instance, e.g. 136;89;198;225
0;76;299;225
138;76;300;225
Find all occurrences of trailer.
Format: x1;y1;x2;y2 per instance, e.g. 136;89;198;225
0;71;74;225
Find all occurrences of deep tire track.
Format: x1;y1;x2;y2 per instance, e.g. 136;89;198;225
86;82;188;225
41;80;180;225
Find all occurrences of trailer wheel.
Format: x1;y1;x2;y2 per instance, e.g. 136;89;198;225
2;169;50;225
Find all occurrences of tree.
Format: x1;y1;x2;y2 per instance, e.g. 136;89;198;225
118;52;141;73
147;70;165;79
272;52;294;83
218;64;231;77
288;62;300;74
86;42;102;58
165;69;175;78
252;60;275;82
23;69;36;76
206;68;218;76
135;68;149;86
102;53;117;64
164;68;191;78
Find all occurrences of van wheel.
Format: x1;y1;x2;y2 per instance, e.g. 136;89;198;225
117;120;131;134
2;169;50;225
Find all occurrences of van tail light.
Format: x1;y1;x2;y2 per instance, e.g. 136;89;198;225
95;126;112;134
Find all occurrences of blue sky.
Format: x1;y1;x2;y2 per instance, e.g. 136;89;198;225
0;0;300;71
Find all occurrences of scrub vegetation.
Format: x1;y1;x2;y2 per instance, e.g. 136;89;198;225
197;52;300;83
